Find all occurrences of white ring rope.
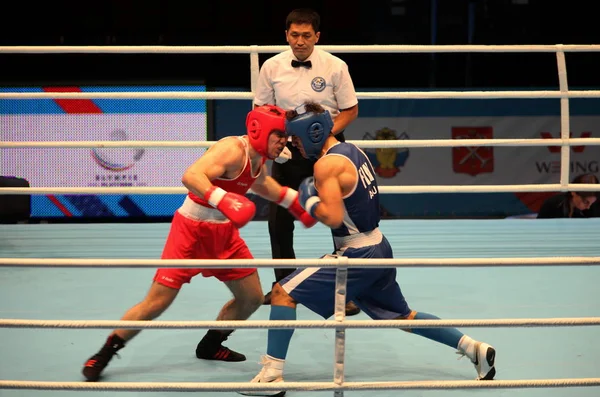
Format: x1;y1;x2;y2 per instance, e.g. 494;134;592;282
1;184;599;195
2;378;599;392
1;90;600;100
3;138;600;149
2;44;600;53
1;257;599;268
1;317;600;330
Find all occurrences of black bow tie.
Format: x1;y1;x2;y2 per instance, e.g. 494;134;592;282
291;60;312;69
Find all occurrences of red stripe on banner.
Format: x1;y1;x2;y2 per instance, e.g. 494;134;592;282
46;195;73;217
43;86;103;114
514;192;556;213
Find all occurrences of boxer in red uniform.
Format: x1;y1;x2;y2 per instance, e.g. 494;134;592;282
82;105;316;382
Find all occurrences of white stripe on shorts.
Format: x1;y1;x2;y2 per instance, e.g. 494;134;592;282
281;267;321;294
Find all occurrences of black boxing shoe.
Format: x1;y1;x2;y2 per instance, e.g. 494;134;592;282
196;330;246;362
82;334;125;381
345;301;361;316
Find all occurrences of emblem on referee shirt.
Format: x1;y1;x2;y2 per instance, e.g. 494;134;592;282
311;77;326;92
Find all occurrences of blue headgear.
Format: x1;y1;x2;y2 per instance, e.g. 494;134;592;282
285;107;334;160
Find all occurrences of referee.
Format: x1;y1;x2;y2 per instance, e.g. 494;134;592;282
253;8;360;315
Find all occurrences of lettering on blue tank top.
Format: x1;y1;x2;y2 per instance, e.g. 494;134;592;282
358;162;378;199
327;143;380;236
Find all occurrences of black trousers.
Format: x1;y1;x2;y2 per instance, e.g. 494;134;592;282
268;133;345;283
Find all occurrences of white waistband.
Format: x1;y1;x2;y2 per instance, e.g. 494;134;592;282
177;196;229;223
333;228;383;250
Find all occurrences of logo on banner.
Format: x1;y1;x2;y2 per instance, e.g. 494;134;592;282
536;131;597;174
451;127;494;176
363;128;409;178
90;129;146;187
541;131;592;153
91;129;145;172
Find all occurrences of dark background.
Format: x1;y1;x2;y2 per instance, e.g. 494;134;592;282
1;0;598;89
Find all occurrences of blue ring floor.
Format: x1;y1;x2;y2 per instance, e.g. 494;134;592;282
1;218;599;397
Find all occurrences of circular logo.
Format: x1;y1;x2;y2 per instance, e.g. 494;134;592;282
311;77;326;92
247;119;261;141
91;129;145;172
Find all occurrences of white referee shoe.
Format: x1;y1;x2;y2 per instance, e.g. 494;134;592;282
238;355;285;397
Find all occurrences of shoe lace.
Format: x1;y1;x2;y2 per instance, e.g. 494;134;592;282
455;349;478;365
250;357;270;382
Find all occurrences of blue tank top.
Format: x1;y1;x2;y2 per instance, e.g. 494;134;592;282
323;142;380;238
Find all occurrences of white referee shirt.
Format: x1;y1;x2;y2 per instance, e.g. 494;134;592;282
253;48;358;119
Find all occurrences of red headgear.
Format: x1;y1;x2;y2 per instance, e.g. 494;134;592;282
246;105;287;158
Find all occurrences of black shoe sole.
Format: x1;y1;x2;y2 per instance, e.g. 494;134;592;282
196;354;247;362
82;367;102;382
345;308;361;316
480;366;496;380
239;391;286;397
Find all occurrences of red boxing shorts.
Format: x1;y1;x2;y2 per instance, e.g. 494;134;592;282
154;210;256;289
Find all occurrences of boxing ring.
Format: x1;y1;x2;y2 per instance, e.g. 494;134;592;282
1;44;600;396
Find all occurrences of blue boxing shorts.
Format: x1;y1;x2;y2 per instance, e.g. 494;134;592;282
279;235;411;319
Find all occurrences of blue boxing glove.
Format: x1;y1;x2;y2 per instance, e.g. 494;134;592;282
298;177;321;218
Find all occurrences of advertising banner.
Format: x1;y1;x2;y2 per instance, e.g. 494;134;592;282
345;116;599;186
0;85;207;217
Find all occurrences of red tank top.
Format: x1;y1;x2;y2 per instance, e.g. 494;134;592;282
188;137;265;207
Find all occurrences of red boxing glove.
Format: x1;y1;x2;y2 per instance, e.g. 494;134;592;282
276;186;318;228
205;186;256;228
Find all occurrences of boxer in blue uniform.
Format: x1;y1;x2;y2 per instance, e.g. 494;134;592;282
241;102;496;396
